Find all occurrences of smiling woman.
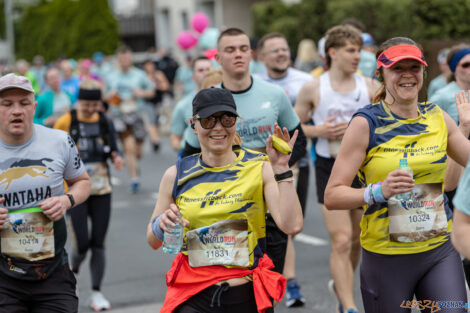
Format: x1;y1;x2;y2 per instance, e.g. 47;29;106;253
146;87;303;313
324;37;470;313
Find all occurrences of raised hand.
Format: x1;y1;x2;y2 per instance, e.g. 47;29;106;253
456;90;470;132
266;123;298;173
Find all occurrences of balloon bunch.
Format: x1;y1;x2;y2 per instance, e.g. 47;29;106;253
176;13;219;52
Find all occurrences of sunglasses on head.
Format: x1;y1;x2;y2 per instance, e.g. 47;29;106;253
460;62;470;69
194;113;237;129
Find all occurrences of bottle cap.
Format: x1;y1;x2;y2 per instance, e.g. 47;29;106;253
399;159;408;167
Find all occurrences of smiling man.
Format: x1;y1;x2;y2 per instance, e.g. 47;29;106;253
0;73;90;313
256;32;313;308
295;25;379;313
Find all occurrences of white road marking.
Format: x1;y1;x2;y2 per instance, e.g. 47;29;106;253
110;176;121;186
294;233;328;246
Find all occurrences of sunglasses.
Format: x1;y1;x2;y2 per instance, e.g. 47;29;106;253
460;62;470;69
194;113;237;129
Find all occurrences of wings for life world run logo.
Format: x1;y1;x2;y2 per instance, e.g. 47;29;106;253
0;158;55;208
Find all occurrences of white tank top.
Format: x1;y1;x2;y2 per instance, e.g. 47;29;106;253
313;72;370;158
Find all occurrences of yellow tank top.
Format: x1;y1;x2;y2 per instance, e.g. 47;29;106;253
355;101;451;255
172;147;268;268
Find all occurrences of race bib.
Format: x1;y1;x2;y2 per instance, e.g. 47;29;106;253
328;139;342;158
1;207;55;261
120;100;138;114
388;183;447;243
86;162;111;195
186;219;249;268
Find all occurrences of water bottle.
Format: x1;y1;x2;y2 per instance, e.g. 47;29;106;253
396;158;413;201
162;216;183;254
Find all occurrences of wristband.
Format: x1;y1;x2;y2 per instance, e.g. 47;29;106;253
274;170;293;182
364;182;387;205
277;178;295;183
151;215;164;241
371;182;387;203
66;193;75;207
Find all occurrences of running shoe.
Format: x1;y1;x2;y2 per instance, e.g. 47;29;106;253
285;278;306;307
345;309;359;313
90;291;111;311
328;279;344;313
130;181;140;194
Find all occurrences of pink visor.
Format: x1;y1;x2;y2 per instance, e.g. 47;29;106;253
377;44;427;69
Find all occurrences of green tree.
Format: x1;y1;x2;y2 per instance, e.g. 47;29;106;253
412;0;470;41
252;0;327;54
253;0;470;55
16;0;118;62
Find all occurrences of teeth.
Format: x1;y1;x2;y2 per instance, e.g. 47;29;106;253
211;136;225;139
401;84;414;87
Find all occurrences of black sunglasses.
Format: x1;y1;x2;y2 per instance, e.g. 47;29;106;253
194;113;237;129
460;62;470;69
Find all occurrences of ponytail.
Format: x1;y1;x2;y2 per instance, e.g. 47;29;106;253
232;133;242;146
372;84;386;103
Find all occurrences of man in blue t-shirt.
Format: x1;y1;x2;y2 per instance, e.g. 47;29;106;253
105;46;155;193
256;32;313;308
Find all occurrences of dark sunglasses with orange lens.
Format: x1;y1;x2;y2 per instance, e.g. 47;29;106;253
194;113;237;129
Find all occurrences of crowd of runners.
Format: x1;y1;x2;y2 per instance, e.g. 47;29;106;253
2;15;470;313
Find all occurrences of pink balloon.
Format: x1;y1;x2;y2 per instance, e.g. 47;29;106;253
191;13;209;34
176;31;198;50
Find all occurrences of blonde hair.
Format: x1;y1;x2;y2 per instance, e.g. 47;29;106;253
296;39;319;62
232;133;242;147
201;69;223;89
79;79;102;90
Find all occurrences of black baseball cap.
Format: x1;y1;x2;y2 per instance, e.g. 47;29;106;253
192;88;238;118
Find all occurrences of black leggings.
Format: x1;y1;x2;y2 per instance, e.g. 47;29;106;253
68;194;111;291
360;240;467;313
174;282;273;313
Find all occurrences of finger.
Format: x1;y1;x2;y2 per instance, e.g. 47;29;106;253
0;197;5;204
289;129;298;147
326;116;337;123
273;123;282;138
281;127;290;140
181;218;190;227
265;135;274;154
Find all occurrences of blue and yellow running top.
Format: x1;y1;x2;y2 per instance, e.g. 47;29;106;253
354;101;451;255
172;147;268;268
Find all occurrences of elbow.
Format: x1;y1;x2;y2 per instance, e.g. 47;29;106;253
289;222;303;236
324;188;337;210
284;216;304;236
146;230;162;250
323;184;344;211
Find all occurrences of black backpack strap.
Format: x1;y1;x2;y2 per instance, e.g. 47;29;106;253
69;109;80;144
98;111;112;159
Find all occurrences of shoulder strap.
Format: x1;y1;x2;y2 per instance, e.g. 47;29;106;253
98;111;110;146
69;109;80;143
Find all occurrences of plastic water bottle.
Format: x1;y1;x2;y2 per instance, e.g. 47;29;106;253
396;158;413;201
162;217;183;254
